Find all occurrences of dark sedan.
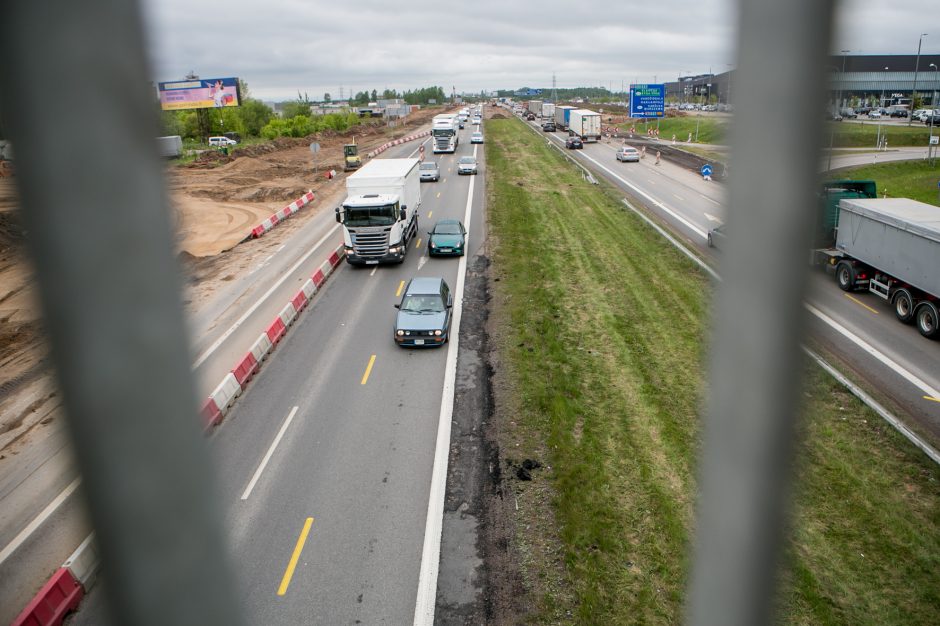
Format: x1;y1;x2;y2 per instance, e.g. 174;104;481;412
565;136;583;149
393;277;453;347
427;219;467;257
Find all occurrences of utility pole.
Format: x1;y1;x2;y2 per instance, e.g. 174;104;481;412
909;33;927;126
839;50;849;108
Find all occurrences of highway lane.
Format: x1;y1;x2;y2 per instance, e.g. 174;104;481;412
519;114;940;446
68;125;485;623
0;132;438;624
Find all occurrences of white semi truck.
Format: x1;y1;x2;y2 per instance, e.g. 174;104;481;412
541;102;555;120
335;158;421;265
432;114;459;153
568;109;601;142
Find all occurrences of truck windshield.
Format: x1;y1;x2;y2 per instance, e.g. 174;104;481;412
432;128;455;137
343;203;398;227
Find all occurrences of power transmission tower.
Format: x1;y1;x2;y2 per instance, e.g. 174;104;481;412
551;73;558;103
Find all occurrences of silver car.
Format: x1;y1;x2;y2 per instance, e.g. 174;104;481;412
470;132;484;144
616;146;640;162
419;161;440;182
457;156;478;175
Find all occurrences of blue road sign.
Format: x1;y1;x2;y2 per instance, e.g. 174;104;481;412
630;84;665;118
701;164;713;177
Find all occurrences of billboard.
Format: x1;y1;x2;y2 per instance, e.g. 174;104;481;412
158;77;240;111
629;84;665;118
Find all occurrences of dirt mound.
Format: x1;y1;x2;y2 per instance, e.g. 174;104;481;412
490;113;508;119
0;210;24;252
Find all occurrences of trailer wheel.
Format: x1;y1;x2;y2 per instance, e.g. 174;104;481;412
915;302;939;339
836;262;856;292
893;289;915;324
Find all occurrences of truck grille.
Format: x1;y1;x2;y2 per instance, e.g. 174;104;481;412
435;138;451;150
350;227;390;257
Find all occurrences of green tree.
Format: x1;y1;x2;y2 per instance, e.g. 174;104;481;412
371;89;378;101
236;99;273;137
324;92;332;103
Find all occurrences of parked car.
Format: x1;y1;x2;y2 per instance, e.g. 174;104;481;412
616;146;640;162
393;277;453;347
888;108;909;118
541;121;556;132
470;132;484;144
419;161;440;182
707;224;726;249
565;136;583;149
457;155;478;174
427;219;467;257
208;136;237;147
924;112;940;126
912;109;932;122
868;110;882;119
839;108;857;119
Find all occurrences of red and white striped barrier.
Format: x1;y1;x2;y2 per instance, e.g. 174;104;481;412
366;130;431;158
248;191;315;240
199;243;345;430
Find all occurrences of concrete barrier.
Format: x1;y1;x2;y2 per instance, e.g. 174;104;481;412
266;318;287;345
208;373;241;415
231;352;259;387
278;302;297;327
291;291;308;313
300;278;317;300
247;190;316;240
200;398;222;427
62;534;98;590
250;333;273;363
11;568;83;626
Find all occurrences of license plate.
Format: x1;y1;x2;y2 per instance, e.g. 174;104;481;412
440;249;451;253
365;260;378;265
414;339;425;345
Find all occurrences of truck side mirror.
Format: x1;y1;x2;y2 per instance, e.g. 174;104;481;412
334;207;342;223
400;207;407;221
394;304;400;309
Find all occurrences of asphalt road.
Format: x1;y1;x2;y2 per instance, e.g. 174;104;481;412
66;126;486;623
522;113;940;446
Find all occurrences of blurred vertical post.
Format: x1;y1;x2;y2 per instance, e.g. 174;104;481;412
685;1;836;625
0;1;243;625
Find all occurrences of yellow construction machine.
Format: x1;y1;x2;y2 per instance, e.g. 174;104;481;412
343;141;361;171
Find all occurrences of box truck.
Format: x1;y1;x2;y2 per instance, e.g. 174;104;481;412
541;102;555;120
432;114;459;153
156;135;183;158
527;100;542;115
335;158;421;265
568;109;601;142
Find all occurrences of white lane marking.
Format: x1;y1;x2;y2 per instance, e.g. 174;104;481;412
413;144;477;626
673;193;685;201
704;213;721;223
805;304;940;399
417;255;428;270
240;406;299;500
192;223;341;368
277;244;286;252
701;193;722;206
565;143;709;239
370;267;378;277
0;477;81;567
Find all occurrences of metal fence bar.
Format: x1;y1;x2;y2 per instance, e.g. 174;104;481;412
0;2;242;625
685;1;837;625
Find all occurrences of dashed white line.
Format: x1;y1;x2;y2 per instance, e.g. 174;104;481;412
241;406;299;500
0;478;81;567
704;213;721;223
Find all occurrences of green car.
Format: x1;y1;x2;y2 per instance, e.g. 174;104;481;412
427;219;467;257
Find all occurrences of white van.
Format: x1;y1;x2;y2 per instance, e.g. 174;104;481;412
208;136;237;147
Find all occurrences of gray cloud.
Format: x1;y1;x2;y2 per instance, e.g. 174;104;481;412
140;0;936;101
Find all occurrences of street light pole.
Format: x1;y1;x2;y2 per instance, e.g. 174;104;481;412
840;49;850;108
930;63;939;108
908;33;927;127
878;66;888;149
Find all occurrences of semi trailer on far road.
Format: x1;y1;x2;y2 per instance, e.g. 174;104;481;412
568;109;601;142
431;114;459;153
816;191;940;339
527;100;542;115
554;105;575;130
336;158;421;265
541;102;555;120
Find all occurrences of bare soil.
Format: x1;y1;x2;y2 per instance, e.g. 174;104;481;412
0;106;442;454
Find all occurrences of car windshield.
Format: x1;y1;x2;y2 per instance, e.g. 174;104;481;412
400;295;444;313
459;157;475;164
420;163;437;170
434;223;462;235
343;203;397;227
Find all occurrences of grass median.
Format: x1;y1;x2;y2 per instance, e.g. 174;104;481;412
831;159;940;206
485;116;940;624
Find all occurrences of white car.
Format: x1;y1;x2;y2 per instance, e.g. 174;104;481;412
470;132;484;144
868;110;882;119
456;156;478;175
472;117;481;126
208;136;237;147
616;146;640;162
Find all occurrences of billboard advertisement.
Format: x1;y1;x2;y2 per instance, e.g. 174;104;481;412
158;77;240;111
630;84;665;118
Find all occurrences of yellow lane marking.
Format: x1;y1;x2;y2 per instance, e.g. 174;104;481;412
429;210;434;218
925;396;940;403
277;517;314;596
395;280;405;297
415;238;422;249
844;293;879;315
442;178;447;184
361;354;377;385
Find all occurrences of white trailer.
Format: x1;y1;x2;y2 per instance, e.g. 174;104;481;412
336;158;422;265
541;102;555;120
527;100;542;114
156;135;182;158
568;109;601;142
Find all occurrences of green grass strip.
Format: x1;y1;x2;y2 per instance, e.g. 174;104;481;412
485;116;940;625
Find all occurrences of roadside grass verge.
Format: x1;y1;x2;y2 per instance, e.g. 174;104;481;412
485;116;940;624
828;121;935;148
619;115;728;144
830;159;940;206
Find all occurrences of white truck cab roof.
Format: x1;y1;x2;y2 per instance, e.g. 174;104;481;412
343;193;400;208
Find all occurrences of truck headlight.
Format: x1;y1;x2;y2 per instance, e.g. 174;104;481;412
389;246;399;254
397;330;404;336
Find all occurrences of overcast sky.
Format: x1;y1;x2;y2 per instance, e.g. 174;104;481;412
140;0;937;101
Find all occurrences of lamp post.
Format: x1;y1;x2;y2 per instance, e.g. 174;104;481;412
839;49;850;108
908;33;927;127
931;63;938;108
878;66;888;149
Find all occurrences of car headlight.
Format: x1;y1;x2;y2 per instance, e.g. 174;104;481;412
434;329;442;336
397;330;404;336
